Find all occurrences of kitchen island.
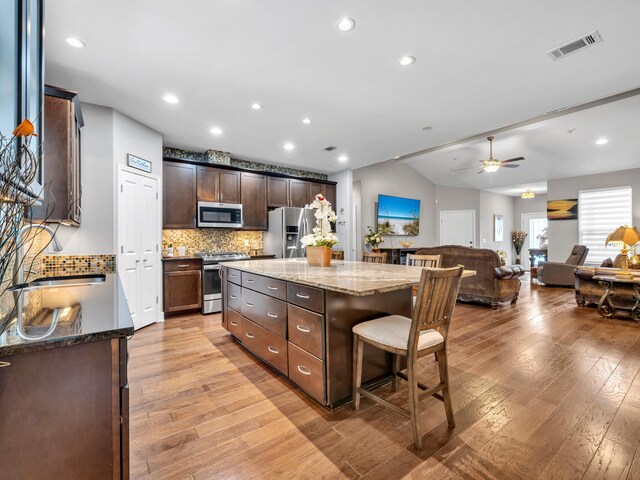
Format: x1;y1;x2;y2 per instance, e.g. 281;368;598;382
0;274;133;479
220;258;474;407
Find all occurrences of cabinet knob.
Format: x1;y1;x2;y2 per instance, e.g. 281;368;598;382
0;361;10;368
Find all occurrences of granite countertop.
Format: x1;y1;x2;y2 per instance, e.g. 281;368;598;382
0;273;134;357
220;258;476;296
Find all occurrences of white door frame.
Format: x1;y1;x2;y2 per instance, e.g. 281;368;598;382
116;164;163;324
439;209;476;247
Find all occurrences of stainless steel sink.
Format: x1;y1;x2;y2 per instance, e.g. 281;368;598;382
8;274;106;291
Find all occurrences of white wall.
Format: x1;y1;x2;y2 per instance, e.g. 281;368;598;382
547;168;640;262
328;169;354;260
479;191;515;264
352;160;437;253
514;194;548;229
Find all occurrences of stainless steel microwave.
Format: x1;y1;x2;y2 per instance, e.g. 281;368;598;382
197;202;243;228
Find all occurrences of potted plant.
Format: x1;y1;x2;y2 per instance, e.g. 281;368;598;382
496;249;507;266
300;194;338;267
364;227;384;252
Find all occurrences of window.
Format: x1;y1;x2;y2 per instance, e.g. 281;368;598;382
579;186;632;264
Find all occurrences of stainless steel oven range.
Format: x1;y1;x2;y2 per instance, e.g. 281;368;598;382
195;252;250;314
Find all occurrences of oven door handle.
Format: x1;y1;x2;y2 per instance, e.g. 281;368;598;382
204;265;221;271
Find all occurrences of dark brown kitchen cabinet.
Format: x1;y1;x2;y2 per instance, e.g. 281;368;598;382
163;260;202;315
32;86;83;225
289;179;309;208
308;182;324;204
163;161;196;228
323;183;337;210
197;166;241;204
241;172;267;230
267;176;289;208
0;338;129;479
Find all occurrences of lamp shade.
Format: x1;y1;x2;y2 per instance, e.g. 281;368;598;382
605;225;640;246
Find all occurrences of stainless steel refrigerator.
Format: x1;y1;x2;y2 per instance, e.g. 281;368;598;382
264;207;316;258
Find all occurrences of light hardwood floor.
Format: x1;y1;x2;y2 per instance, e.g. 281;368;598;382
129;280;640;479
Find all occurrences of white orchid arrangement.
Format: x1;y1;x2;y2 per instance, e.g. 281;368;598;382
300;193;338;248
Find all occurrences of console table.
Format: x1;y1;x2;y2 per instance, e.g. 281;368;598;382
592;275;640;323
528;248;548;280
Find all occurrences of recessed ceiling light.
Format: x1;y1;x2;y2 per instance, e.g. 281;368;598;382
393;156;400;159
283;143;295;151
210;127;223;135
163;94;179;104
338;155;348;162
399;56;416;66
302;118;312;124
251;103;262;110
595;137;608;145
66;37;86;48
337;18;356;32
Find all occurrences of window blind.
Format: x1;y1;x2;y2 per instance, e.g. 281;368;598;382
578;186;633;264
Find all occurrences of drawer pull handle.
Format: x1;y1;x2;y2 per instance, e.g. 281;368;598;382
267;346;279;354
230;295;238;299
296;325;311;333
230;274;238;278
296;293;310;299
177;264;190;268
230;321;238;326
267;285;278;290
246;303;254;307
246;279;255;283
267;312;278;318
297;366;312;376
245;332;255;339
0;361;10;368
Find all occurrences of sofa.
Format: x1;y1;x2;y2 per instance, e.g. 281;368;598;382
574;266;640;308
416;245;525;308
538;245;589;287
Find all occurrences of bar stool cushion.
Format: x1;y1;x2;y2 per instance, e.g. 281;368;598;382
353;315;444;351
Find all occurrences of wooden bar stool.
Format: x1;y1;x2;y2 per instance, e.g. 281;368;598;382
331;250;344;260
352;265;464;450
407;254;442;298
362;252;387;263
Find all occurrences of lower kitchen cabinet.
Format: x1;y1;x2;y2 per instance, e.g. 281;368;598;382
0;338;129;479
163;259;202;315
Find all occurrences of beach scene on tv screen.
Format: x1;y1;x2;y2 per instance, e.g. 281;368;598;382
377;195;420;236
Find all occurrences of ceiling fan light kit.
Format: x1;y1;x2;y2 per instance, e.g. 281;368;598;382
479;136;525;174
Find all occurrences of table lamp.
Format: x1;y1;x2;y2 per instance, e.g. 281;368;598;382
605;225;640;279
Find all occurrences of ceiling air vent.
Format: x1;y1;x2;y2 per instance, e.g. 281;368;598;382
323;146;337;151
546;30;603;60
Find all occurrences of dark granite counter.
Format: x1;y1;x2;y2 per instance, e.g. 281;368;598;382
0;273;133;357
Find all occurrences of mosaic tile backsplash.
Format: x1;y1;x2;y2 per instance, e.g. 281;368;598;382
162;229;263;256
40;254;116;277
163;147;328;181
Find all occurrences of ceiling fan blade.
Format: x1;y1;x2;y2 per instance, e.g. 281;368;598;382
501;157;525;164
501;164;520;168
477;169;485;174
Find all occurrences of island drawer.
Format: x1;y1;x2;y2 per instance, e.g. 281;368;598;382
287;283;325;314
241;288;287;337
227;282;242;312
287;304;324;359
227;308;242;338
288;342;325;404
164;259;201;272
227;268;242;285
241;317;288;376
242;272;287;301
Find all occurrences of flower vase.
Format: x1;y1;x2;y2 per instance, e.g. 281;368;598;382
306;246;331;267
514;244;523;265
372;248;380;253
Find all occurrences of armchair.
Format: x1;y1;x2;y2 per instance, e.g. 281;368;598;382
538;245;589;287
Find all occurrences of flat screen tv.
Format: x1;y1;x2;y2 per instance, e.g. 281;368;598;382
377;194;421;236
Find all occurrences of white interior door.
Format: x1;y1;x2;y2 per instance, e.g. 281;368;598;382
440;210;476;247
118;167;160;330
521;212;548;250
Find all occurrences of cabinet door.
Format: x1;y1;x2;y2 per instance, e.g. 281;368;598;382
197;166;219;202
241;172;267;230
163;270;202;313
308;182;323;204
289;179;309;207
219;170;241;203
163;161;196;228
267;177;289;207
323;184;337;211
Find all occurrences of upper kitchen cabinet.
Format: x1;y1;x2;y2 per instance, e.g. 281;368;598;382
267;177;289;208
323;183;337;210
32;86;84;225
289;179;309;208
197;166;241;204
163;161;196;228
241;172;267;230
307;182;324;205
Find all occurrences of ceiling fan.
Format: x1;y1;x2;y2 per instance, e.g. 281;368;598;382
478;136;525;174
